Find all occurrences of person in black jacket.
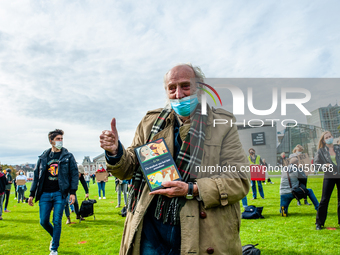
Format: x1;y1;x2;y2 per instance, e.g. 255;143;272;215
0;168;8;220
65;165;89;224
28;129;79;255
315;131;340;230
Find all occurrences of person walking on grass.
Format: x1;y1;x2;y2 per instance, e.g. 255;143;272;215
3;168;13;212
16;170;27;203
315;131;340;230
28;129;79;255
0;168;8;220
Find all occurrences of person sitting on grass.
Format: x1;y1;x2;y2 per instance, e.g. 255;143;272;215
289;144;311;206
280;157;319;216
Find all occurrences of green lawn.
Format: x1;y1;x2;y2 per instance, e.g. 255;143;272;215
0;176;339;254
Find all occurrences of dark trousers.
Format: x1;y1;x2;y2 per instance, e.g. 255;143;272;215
316;178;340;226
4;190;10;209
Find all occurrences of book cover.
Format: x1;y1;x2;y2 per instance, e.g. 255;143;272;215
134;138;182;191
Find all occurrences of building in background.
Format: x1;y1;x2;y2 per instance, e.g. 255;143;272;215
307;103;340;138
277;123;325;161
237;121;277;168
82;154;106;175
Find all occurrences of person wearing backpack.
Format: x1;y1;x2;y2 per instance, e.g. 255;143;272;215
0;168;8;220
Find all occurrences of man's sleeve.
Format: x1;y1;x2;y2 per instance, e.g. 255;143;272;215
196;122;251;209
69;155;79;195
105;141;123;165
30;159;40;198
79;174;89;194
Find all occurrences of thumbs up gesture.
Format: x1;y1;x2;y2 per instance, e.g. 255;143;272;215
100;118;119;155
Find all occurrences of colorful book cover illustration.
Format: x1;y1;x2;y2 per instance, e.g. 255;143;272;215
134;138;182;191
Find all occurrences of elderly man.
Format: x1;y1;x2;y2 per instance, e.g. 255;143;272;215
100;64;250;255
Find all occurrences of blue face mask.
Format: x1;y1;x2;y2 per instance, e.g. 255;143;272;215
325;138;334;145
170;95;199;117
20;172;23;175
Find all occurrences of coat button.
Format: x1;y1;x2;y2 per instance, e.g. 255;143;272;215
200;211;207;219
207;247;214;254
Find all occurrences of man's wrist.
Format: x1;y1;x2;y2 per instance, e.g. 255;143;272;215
193;184;199;197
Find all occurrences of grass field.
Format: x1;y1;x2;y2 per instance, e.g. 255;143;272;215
1;176;340;254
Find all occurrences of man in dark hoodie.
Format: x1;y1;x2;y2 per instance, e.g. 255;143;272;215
28;129;79;255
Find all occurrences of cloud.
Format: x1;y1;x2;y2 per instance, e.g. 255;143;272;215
0;0;340;164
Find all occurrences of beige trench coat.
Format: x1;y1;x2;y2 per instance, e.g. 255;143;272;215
106;106;250;255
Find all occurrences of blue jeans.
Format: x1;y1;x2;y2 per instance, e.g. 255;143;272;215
251;180;264;199
280;189;319;214
97;181;106;197
86;181;90;188
241;196;248;207
39;191;66;252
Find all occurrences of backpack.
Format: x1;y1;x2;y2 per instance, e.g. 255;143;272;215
0;173;7;194
242;206;264;219
119;206;127;217
242;244;261;255
78;198;97;222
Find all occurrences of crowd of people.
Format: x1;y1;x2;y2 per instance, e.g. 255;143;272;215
1;64;339;255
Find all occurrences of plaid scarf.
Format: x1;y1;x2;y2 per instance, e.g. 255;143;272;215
127;104;207;225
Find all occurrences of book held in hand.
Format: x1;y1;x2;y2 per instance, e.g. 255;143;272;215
134;138;182;192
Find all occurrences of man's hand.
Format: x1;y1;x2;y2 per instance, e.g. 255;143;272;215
28;196;34;206
85;193;89;198
100;118;119;155
69;194;76;205
149;181;198;198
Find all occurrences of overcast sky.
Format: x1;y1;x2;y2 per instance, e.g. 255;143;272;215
0;0;339;165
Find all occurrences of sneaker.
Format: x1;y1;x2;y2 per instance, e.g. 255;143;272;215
103;197;106;199
270;182;274;184
0;216;3;220
304;200;311;205
297;201;301;206
316;224;322;230
281;206;287;217
66;217;71;224
99;197;102;200
49;239;53;251
116;205;121;208
49;251;58;255
14;197;17;200
4;209;10;212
